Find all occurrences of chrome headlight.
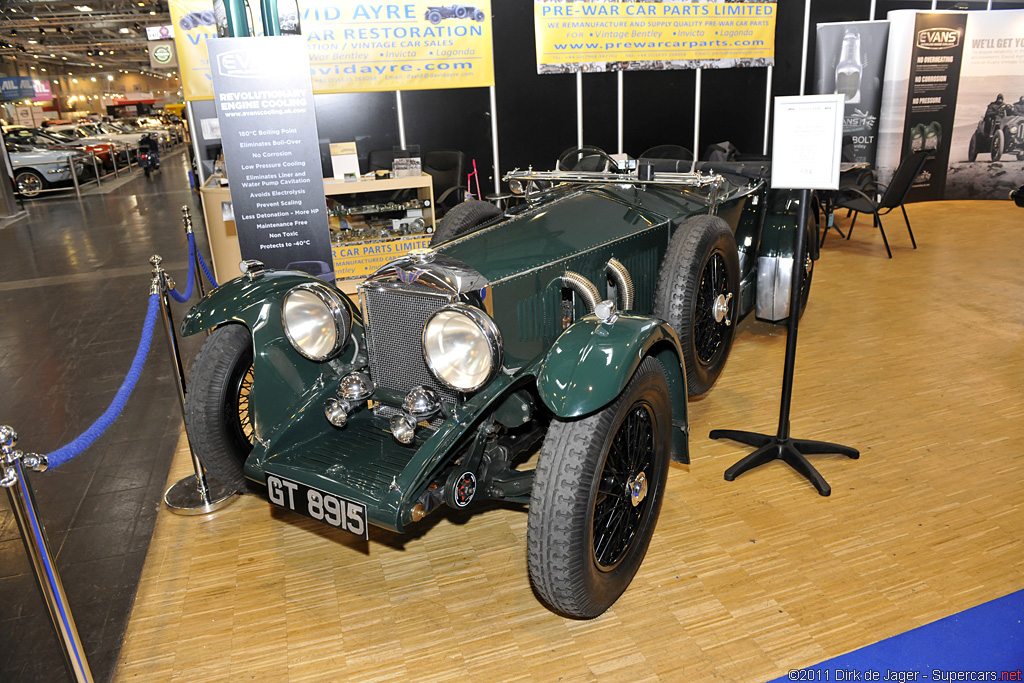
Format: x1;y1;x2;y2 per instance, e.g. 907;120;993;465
422;304;502;392
281;283;350;361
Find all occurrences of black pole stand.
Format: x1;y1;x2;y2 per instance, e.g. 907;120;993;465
710;188;859;496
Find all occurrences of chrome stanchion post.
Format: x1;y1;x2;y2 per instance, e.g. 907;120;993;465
150;256;237;514
181;206;207;300
91;153;101;187
111;147;120;179
69;154;82;200
0;426;95;683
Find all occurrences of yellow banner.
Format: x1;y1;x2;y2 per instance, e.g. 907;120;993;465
172;0;493;100
534;0;776;73
332;235;433;281
303;0;494;93
170;0;224;101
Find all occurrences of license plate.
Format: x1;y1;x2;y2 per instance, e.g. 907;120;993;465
265;474;368;539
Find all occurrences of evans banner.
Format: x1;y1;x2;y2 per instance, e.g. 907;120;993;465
534;0;775;74
173;0;493;101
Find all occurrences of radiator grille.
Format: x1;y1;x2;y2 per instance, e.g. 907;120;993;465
361;284;459;413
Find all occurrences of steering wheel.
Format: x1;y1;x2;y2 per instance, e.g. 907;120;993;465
556;146;618;172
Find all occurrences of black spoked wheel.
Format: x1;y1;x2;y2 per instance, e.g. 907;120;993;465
693;252;730;365
593;403;655;570
527;357;671;619
993;129;1004;162
968;132;979;162
654;215;740;396
184;324;256;492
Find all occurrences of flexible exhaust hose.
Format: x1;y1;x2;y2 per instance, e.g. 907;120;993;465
561;271;602;314
605;258;634;311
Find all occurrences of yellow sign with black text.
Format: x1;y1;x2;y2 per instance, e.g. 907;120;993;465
332;235;433;281
534;0;775;73
172;0;493;101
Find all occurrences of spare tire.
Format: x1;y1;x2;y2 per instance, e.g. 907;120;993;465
430;200;501;246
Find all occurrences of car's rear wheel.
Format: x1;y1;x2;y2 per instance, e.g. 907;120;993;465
473;9;485;21
968;132;979;162
527;357;671;619
654;215;740;397
429;199;501;246
184;324;256;493
993;129;1005;161
15;169;45;197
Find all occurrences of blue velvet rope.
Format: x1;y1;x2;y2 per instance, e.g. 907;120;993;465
46;293;160;469
167;233;196;303
196;247;219;289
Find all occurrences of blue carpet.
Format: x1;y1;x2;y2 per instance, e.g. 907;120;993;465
769;589;1024;682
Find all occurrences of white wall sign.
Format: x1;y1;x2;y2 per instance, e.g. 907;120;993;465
772;94;845;190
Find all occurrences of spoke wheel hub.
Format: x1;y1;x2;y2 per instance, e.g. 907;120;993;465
626;471;648;507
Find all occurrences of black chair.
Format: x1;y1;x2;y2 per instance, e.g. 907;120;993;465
638;144;694;173
832;150;931;258
423;150;467;217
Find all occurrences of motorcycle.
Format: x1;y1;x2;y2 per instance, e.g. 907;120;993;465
140;149;160;177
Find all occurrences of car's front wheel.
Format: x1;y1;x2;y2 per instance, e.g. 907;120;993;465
654;215;740;397
993;129;1005;161
968;132;979;162
184;324;256;492
15;169;45;197
527;357;671;619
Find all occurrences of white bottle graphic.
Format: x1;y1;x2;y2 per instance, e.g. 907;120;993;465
835;31;863;105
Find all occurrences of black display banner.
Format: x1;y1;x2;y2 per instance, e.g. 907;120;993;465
208;36;334;278
815;21;890;167
902;13;968;201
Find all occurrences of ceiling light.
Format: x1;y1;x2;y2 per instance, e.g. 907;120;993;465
39;27;45;35
62;56;67;60
98;51;104;55
10;29;17;36
41;68;46;72
150;10;156;15
74;6;93;12
33;16;39;21
119;27;130;33
68;27;74;34
27;39;37;44
107;75;113;81
91;77;97;82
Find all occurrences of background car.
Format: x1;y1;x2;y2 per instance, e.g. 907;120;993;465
3;125;120;169
178;148;818;620
969;111;1024;161
5;141;89;197
50;122;143;160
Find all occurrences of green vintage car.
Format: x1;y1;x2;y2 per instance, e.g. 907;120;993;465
181;151;816;618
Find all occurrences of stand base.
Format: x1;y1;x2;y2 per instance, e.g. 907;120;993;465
710;429;860;497
164;474;238;515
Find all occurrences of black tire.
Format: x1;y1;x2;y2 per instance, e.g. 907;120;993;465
15;169;45;197
654;215;740;397
527;356;671;619
968;132;979;162
427;10;441;24
184;325;256;493
429;199;501;246
993;129;1004;162
144;165;151;178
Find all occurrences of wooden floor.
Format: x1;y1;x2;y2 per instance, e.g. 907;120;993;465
115;200;1024;682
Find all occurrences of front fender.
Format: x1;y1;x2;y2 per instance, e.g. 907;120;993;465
179;271;333;336
180;271;363;460
537;314;690;463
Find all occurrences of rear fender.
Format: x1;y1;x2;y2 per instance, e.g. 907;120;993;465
755;190;817;322
536;314;690;463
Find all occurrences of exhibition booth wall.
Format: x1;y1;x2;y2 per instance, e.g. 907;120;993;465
187;1;1024;193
